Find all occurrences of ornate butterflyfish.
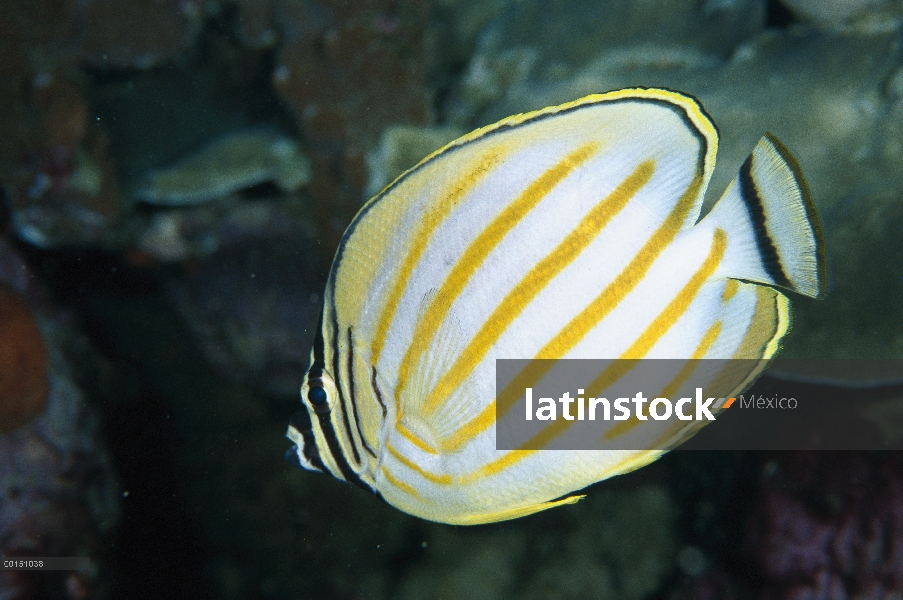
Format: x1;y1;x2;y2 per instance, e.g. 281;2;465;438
285;88;826;525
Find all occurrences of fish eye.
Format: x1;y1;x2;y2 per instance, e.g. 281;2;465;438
307;385;328;406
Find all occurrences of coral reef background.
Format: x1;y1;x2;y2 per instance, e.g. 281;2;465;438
1;0;903;598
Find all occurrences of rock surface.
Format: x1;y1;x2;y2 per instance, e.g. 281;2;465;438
0;235;119;600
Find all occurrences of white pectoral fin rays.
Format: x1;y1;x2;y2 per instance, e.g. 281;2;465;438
705;133;827;299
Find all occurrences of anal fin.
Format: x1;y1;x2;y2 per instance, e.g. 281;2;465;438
451;494;585;525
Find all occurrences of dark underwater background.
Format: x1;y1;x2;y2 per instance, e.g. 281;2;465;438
1;0;903;598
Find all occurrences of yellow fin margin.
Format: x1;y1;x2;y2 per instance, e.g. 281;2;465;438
450;494;586;526
368;88;719;206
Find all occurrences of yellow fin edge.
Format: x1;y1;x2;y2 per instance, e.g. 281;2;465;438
367;88;718;205
450;494;586;526
764;291;791;359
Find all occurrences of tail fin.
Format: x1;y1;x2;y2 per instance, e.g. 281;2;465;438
703;133;826;298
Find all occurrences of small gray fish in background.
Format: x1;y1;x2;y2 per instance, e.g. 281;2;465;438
287;88;826;525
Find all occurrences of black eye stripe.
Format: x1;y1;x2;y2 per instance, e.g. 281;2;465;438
309;308;326;379
314;410;373;492
289;407;312;432
301;436;325;471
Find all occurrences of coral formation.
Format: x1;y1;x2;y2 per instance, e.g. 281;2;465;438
135;193;317;263
166;233;326;396
0;0;203;71
272;0;435;248
0;70;121;249
365;124;465;195
0;238;119;599
77;0;204;69
395;484;678;600
0;330;120;600
0;0;207;248
747;452;903;599
0;283;48;433
134;129;312;206
447;0;765;122
780;0;903;33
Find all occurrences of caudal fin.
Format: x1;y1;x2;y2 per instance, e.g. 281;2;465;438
703;133;826;298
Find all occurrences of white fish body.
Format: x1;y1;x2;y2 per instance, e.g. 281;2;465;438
286;88;826;525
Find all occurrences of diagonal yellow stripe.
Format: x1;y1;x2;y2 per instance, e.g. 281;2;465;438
457;438;663;485
439;402;495;452
394;142;601;414
538;178;708;359
649;284;782;450
491;173;705;424
657;322;723;399
388;169;715;483
381;466;421;498
396;422;438;455
423;159;655;420
438;171;706;452
722;278;739;302
370;149;507;365
523;228;727;450
458;448;535;484
438;359;549;453
464;225;725;480
618;228;727;359
386;444;451;484
604;319;722;440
